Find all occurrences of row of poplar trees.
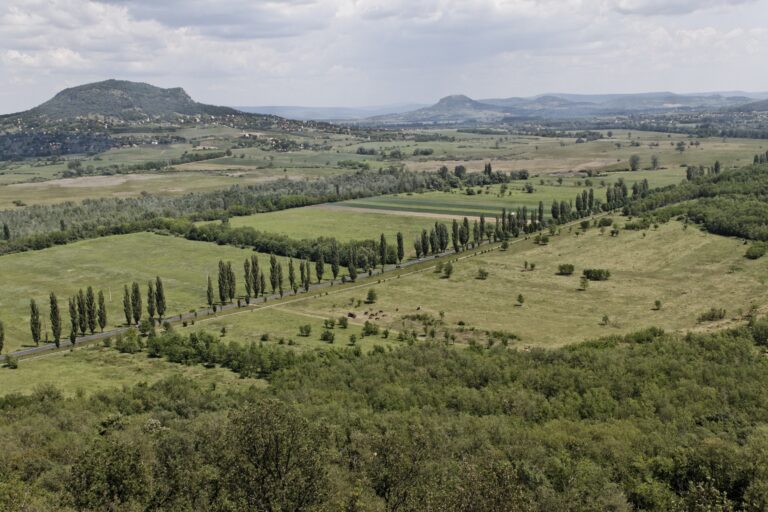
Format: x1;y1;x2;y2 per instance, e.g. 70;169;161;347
28;287;107;348
122;277;167;326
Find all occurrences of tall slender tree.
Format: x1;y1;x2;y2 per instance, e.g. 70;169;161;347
396;232;404;264
155;276;166;319
251;256;260;296
330;242;340;281
303;260;311;292
348;249;358;282
0;319;4;354
97;290;107;332
225;263;235;303
289;259;298;293
77;289;87;335
218;260;228;304
68;298;77;345
277;263;284;297
259;272;266;299
244;259;253;300
123;285;132;325
30;299;41;346
207;275;214;308
49;292;61;348
379;234;387;270
131;282;142;324
269;254;279;294
316;254;325;283
147;281;156;321
85;286;96;334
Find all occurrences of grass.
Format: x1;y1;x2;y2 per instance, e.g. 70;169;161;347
175;305;393;353
0;233;302;353
226;205;446;244
278;219;768;347
0;344;258;397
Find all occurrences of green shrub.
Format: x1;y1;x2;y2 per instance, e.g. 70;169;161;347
745;243;767;260
557;264;575;276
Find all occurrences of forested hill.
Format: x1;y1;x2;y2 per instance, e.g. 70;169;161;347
3;79;240;123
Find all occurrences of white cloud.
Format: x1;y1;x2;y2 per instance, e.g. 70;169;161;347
0;0;766;112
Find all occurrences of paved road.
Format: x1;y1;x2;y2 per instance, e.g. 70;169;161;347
3;216;595;360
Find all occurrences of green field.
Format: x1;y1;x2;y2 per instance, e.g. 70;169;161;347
280;219;768;346
0;344;257;397
226;205;446;246
0;233;304;353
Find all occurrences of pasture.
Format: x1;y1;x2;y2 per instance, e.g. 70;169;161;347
0;233;302;352
280;219;768;346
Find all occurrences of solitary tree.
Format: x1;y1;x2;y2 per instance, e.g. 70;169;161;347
629;154;640;172
97;290;107;332
517;294;525;306
366;288;378;304
155;276;166;319
443;261;454;278
49;292;61;347
30;299;41;346
131;282;142;324
651;154;660;170
396;232;404;264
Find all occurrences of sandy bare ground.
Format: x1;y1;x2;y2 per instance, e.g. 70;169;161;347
311;203;482;221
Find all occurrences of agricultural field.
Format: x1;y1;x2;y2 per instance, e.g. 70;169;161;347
0;344;257;397
0;232;308;352
225;205;447;245
280;218;768;346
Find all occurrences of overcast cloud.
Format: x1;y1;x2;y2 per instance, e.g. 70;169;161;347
0;0;766;112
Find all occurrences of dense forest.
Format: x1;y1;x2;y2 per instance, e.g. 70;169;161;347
3;322;768;510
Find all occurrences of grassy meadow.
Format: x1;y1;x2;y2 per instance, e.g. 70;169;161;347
279;219;768;346
0;233;306;352
0;344;258;397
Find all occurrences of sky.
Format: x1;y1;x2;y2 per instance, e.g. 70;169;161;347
0;0;766;113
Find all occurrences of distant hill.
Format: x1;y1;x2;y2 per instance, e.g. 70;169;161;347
363;91;762;125
731;99;768;112
9;79;240;122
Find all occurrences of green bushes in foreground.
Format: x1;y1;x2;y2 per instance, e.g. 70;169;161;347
3;323;768;510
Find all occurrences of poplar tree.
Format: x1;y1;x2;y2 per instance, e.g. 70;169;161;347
316;254;325;282
277;263;284;297
226;263;235;303
2;223;9;241
86;286;96;334
155;276;166;319
269;254;279;294
348;248;358;281
131;282;142;324
420;230;429;257
49;292;61;347
299;260;306;291
218;260;228;304
244;259;253;300
207;275;214;308
77;289;87;335
123;285;132;325
97;290;107;332
0;320;4;354
69;297;78;344
289;259;298;293
30;299;41;346
251;256;260;296
396;232;404;264
147;281;156;321
451;220;460;253
259;272;266;299
303;260;311;292
379;234;387;269
331;242;340;280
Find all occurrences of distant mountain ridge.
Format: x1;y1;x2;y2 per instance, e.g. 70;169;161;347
363;91;767;125
8;79;240;122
